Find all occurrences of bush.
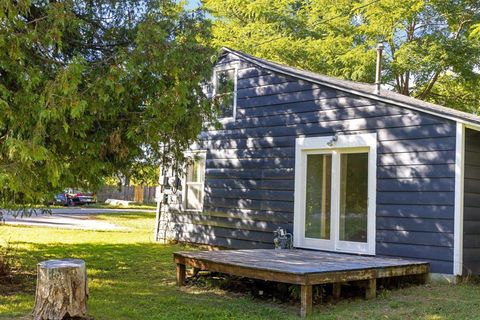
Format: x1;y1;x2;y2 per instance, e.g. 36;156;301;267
0;241;13;279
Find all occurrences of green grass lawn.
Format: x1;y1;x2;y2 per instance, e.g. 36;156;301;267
1;212;480;319
84;202;157;210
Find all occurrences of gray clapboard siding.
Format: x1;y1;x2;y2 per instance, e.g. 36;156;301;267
176;233;275;249
223;110;442;132
169;51;456;273
171;211;290;232
378;243;454;261
377;230;454;247
205;157;295;169
377;191;454;205
204;207;293;223
377;164;455;179
238;95;354;117
235;104;410;129
176;223;278;243
237;74;296;90
377;150;455;166
465;178;480;192
203;113;445;139
237;80;319;98
377;178;455;192
237;66;272;79
376;217;453;233
205;188;293;202
207;178;295;191
201;120;452;143
376;242;453;274
206;168;294;180
204;196;293;212
463;129;480;274
377;204;453;219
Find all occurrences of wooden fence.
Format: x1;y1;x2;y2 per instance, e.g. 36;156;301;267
96;186;159;204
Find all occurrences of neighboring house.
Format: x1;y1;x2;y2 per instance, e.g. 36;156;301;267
155;47;480;276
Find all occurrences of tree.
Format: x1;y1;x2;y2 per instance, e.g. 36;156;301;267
0;0;215;207
203;0;480;112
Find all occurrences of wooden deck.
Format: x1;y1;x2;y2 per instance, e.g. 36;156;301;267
174;249;429;317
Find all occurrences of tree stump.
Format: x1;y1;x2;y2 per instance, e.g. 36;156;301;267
33;259;88;320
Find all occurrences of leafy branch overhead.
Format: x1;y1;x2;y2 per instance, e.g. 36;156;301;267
204;0;480;113
0;0;215;205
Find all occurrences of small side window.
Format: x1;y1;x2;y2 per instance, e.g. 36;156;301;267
214;69;236;119
184;153;206;211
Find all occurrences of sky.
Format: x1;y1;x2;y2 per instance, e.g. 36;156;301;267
185;0;201;10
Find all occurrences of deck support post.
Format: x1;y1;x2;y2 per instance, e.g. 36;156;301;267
418;273;429;284
192;267;200;277
176;263;186;286
365;278;376;299
332;283;342;300
300;285;312;318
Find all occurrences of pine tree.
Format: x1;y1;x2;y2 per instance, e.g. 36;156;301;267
0;0;215;206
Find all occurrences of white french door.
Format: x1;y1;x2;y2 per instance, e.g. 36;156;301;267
293;134;377;255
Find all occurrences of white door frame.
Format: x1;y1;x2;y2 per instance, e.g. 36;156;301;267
293;133;377;255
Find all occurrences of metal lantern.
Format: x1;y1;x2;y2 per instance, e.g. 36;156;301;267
273;227;293;250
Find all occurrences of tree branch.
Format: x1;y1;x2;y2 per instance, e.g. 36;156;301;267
416;71;440;100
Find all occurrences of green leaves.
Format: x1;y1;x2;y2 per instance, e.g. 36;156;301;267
0;0;214;205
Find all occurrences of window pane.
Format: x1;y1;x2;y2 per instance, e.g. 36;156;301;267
339;153;368;243
186;156;205;183
186;184;203;210
218;93;234;118
216;69;235;94
185;154;205;210
215;69;235;118
305;154;332;239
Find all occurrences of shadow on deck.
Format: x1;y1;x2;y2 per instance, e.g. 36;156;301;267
174;249;429;318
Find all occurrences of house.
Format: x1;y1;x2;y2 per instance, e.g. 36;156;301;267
155;47;480;277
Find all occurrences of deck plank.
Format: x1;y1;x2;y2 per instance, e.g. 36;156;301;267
174;249;429;275
173;249;429;318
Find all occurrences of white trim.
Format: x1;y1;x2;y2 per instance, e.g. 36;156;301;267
453;122;465;275
213;64;238;122
154;163;164;241
182;150;207;212
465;123;480;132
294;133;377;255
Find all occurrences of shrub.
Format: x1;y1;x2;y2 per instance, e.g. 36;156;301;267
0;241;13;279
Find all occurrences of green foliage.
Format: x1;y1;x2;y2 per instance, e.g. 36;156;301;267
0;0;215;205
203;0;480;112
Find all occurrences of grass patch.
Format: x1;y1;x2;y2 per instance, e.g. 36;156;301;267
85;203;156;210
1;213;480;319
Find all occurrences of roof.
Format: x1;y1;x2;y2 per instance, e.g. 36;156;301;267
221;47;480;128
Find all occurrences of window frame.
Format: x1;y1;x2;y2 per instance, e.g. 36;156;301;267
182;151;207;212
293;133;377;255
212;64;238;122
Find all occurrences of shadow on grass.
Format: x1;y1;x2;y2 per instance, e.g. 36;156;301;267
2;241;294;320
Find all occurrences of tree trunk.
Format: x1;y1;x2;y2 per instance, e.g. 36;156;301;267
33;259;89;320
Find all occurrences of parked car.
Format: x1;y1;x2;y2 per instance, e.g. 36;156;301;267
53;189;96;206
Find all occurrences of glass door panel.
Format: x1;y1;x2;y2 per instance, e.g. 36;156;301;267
339;153;368;243
305;154;332;240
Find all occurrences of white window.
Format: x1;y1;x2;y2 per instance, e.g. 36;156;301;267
294;133;377;255
183;152;206;211
214;68;237;119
